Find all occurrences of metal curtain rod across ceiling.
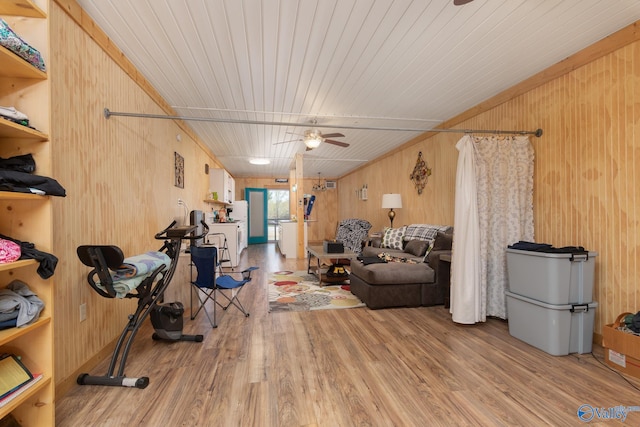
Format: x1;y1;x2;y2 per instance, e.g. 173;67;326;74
103;108;543;137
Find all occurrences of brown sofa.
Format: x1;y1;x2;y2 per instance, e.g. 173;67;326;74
350;225;452;309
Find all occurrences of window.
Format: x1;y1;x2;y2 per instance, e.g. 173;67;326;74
267;189;289;241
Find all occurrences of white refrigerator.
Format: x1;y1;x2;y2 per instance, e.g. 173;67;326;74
230;200;248;222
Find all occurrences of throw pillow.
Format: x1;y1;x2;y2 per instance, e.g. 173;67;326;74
381;226;406;250
432;232;453;251
404;239;429;257
404;224;451;242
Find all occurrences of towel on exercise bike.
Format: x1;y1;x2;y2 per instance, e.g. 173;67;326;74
99;251;171;298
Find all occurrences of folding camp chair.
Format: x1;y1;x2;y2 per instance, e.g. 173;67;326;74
189;245;258;328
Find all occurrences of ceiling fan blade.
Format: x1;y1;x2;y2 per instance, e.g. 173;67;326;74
319;132;345;139
453;0;474;5
305;146;314;151
324;139;350;148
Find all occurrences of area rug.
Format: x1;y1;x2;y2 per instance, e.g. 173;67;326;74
268;270;365;312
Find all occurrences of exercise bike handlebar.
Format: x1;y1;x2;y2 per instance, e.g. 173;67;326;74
154;220;210;241
190;221;209;240
155;220;178;239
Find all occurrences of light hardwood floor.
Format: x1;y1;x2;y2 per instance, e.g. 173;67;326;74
56;243;640;426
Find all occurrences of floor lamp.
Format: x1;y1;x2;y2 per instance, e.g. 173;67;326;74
381;194;402;228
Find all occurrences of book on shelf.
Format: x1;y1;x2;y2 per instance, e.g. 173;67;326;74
0;373;43;408
0;353;38;406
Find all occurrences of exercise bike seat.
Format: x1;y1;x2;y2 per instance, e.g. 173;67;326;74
77;245;124;269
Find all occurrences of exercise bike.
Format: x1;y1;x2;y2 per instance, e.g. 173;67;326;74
76;220;209;389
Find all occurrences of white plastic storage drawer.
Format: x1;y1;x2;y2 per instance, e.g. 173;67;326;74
506;291;597;356
506;248;597;304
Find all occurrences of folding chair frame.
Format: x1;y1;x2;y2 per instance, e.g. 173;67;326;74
189;245;257;328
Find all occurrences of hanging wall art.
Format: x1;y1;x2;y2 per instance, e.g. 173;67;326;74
410;151;431;194
174;152;184;188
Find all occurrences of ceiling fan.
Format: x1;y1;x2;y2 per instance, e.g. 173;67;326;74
453;0;474;5
275;128;349;151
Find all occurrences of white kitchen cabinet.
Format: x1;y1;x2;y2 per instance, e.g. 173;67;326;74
209;168;235;203
277;221;308;259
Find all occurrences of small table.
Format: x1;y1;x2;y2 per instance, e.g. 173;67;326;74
306;245;358;285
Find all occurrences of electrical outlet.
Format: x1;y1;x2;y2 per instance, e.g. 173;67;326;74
79;303;87;322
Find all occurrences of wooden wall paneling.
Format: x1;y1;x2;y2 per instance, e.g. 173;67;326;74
338;34;640;339
50;2;218;394
338;131;457;233
630;42;640;313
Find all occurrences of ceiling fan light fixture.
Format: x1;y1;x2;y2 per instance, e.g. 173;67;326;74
313;172;326;191
249;158;270;165
304;135;323;149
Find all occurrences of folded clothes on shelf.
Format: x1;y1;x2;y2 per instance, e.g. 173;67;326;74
0;19;46;72
0;106;28;122
0;106;30;128
0;153;35;173
0;233;59;279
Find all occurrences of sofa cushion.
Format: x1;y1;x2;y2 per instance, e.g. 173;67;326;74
351;261;435;285
404;224;452;242
381;226;406;250
404;239;429;257
432;231;453;251
362;246;403;257
362;246;424;263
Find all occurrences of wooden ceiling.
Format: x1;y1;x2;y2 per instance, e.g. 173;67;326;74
77;0;640;177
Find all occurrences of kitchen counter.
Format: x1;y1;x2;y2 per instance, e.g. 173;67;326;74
277;221;308;258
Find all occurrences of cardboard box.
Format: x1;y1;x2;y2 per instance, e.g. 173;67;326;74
602;312;640;379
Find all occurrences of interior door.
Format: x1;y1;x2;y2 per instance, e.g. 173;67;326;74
245;188;268;244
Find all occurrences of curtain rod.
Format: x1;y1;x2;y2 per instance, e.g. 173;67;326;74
103;108;543;137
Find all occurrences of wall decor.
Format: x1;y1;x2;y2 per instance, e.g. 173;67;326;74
357;184;368;200
410;151;431;194
174;152;184;188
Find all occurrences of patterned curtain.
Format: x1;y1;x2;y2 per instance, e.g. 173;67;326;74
451;135;534;323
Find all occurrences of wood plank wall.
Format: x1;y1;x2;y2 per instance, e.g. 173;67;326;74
49;3;223;393
338;35;640;341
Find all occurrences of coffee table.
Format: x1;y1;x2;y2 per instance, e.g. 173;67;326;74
306;245;358;285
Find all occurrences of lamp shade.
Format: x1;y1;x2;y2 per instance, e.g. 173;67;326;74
381;193;402;209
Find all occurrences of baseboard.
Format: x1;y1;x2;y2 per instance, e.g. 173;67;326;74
55;336;118;399
594;331;603;347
